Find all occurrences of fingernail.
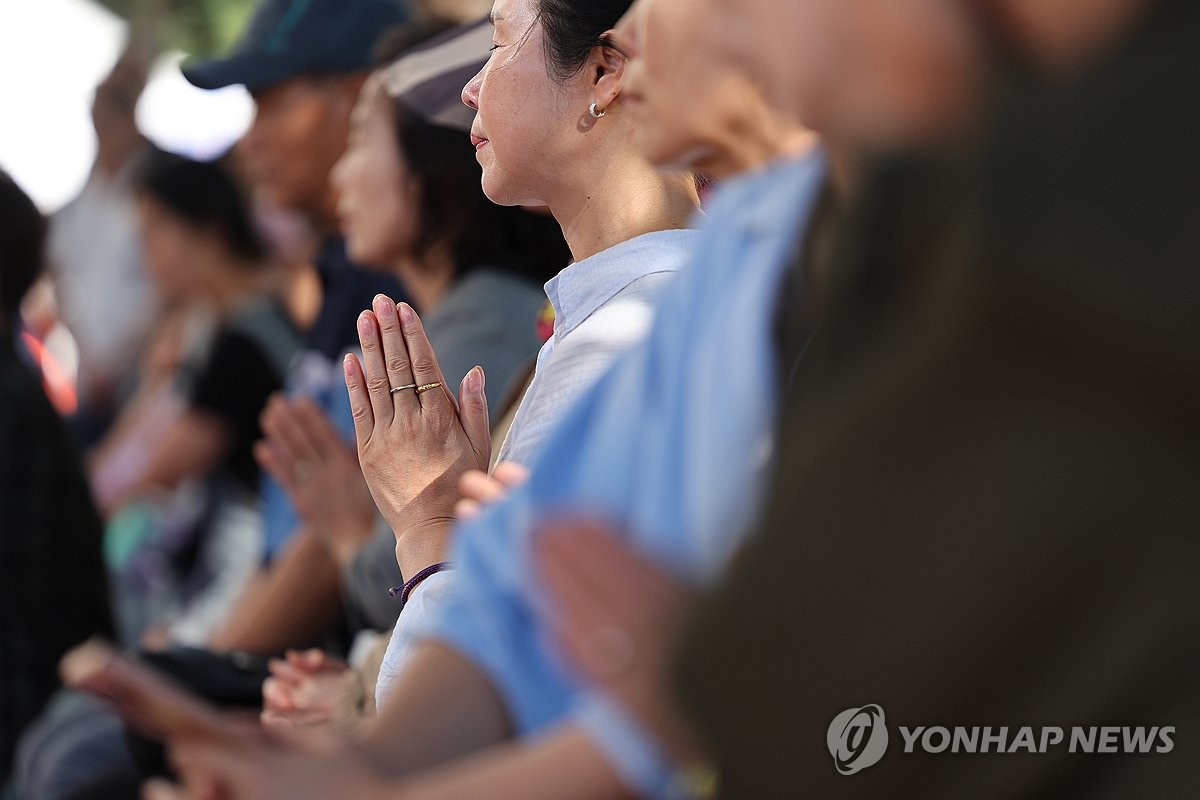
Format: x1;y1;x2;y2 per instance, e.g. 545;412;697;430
467;367;483;394
343;355;355;376
358;313;373;335
399;303;415;324
374;294;394;315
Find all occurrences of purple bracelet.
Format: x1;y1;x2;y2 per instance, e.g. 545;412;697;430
389;562;453;605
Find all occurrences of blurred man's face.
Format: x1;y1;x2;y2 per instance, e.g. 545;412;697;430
619;0;807;177
730;0;984;151
243;76;360;222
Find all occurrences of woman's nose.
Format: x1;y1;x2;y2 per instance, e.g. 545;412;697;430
462;68;483;111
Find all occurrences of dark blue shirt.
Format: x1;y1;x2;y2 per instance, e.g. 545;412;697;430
259;238;407;562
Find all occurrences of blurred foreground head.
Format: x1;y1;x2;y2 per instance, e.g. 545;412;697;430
0;172;46;323
664;0;1152;157
691;0;989;154
616;0;814;177
183;0;410;224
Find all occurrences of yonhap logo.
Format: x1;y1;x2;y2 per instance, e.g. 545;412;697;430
828;705;889;775
825;704;1175;776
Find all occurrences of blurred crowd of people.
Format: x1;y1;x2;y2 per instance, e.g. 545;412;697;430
1;0;1197;798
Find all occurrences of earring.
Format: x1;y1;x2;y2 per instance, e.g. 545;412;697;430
589;102;606;119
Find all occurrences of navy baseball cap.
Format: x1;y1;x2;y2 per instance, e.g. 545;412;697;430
183;0;411;93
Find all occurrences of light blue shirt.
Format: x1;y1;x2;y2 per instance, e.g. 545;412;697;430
411;154;826;797
497;229;696;467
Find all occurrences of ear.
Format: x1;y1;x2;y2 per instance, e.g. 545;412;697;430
585;30;628;113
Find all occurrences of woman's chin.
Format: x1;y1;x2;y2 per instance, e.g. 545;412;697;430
480;174;518;208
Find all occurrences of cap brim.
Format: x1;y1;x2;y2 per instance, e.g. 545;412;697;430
181;52;307;93
382;19;491;135
397;61;483;134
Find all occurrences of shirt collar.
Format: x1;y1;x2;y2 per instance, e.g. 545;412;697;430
545;229;696;338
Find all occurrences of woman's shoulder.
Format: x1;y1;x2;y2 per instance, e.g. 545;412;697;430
434;269;545;330
453;268;545;302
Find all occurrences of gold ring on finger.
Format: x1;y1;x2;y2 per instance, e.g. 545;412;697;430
415;382;443;395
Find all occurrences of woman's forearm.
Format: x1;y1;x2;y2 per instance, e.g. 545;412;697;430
358;642;514;779
210;528;342;653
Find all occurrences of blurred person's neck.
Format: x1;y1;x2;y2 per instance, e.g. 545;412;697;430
694;89;818;180
548;136;698;264
395;243;457;316
96;127;145;180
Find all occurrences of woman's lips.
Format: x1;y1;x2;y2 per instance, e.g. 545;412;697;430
471;135;489;151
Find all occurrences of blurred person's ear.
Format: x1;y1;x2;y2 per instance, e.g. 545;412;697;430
98;35;155;111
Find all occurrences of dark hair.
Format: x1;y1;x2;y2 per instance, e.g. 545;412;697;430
133;150;266;263
536;0;633;80
0;170;47;318
389;99;571;284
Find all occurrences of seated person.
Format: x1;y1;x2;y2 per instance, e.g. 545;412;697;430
0;172;114;785
91;151;300;648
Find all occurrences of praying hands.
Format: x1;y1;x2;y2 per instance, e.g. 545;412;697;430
343;294;492;577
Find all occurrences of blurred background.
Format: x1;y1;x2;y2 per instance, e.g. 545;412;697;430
0;0;259;213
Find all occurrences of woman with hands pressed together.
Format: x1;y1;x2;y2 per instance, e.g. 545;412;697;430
344;0;702;702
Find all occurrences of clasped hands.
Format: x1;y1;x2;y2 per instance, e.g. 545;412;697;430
343;295;491;577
